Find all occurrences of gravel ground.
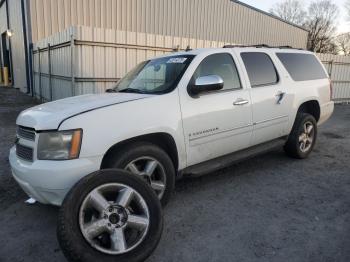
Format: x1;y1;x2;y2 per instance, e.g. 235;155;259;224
0;87;349;262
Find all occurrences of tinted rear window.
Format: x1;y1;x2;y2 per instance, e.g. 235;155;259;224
241;52;279;87
276;53;327;81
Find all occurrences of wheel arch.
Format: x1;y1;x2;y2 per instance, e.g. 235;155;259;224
100;132;179;171
297;100;321;122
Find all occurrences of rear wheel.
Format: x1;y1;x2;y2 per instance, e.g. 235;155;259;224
107;143;176;206
284;113;317;159
57;169;163;262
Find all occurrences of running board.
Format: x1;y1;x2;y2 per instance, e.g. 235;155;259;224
181;137;287;177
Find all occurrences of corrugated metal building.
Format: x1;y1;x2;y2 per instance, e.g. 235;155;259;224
0;0;30;92
0;0;309;94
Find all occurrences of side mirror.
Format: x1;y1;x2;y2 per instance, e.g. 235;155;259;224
189;75;224;96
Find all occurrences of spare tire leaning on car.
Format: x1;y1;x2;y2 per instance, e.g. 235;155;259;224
57;169;163;262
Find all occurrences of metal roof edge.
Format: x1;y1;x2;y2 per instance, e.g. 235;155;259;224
231;0;309;32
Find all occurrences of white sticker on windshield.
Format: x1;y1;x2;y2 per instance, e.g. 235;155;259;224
167;57;187;64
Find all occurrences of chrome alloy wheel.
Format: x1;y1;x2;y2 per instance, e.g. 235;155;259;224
299;121;315;153
125;157;167;199
79;183;150;255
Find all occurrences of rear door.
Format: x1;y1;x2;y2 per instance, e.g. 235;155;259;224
238;51;293;145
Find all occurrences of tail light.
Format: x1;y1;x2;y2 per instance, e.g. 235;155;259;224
329;79;333;101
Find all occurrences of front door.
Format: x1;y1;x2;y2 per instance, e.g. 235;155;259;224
179;52;253;166
239;51;292;145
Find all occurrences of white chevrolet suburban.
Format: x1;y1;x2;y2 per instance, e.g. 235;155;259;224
9;46;335;261
10;46;334;208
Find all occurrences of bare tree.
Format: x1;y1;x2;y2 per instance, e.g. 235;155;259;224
304;0;339;53
269;0;306;25
346;0;350;20
335;33;350;55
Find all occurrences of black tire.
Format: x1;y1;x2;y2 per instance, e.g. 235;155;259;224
57;169;163;262
107;142;175;206
284;113;317;159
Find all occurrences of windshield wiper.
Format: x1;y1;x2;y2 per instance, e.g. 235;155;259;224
118;88;146;94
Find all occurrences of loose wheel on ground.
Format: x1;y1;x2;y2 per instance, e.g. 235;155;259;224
57;169;163;262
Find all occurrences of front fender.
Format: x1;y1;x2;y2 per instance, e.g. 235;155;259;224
59;92;187;169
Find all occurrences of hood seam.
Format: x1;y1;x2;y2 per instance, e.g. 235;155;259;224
57;97;149;129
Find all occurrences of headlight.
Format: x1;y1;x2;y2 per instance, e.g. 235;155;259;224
37;129;82;160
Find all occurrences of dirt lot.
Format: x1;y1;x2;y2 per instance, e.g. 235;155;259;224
0;87;349;262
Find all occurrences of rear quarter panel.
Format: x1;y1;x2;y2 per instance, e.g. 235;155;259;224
273;51;333;132
288;78;331;132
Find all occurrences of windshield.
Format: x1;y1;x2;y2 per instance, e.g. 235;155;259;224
113;55;194;94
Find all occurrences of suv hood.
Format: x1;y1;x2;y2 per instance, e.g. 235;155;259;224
17;93;152;130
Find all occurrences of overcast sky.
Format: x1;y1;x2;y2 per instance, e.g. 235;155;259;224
239;0;350;33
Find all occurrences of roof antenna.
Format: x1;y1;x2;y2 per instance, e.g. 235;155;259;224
185;45;192;51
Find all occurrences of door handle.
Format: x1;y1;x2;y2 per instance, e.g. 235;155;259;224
233;98;249;106
275;91;286;104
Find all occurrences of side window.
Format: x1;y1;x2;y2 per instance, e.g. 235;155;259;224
241;52;279;87
192;53;241;91
276;53;327;81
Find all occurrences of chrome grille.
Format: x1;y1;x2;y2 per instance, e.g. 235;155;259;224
16;144;34;162
17;126;36;141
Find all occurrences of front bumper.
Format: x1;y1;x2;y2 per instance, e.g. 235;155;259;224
9;146;101;206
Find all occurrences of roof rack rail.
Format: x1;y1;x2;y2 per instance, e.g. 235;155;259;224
223;44;305;50
278;45;293;49
223;44;271;48
277;45;305;50
253;44;270;48
222;44;245;48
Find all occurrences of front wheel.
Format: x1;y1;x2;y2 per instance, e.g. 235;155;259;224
108;142;176;206
57;169;163;262
284;113;317;159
